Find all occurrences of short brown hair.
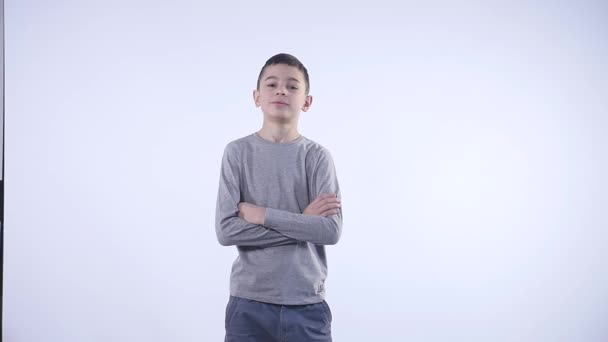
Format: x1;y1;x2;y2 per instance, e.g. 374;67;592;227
256;53;310;94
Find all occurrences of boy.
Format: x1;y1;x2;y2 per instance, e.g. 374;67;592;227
215;53;343;342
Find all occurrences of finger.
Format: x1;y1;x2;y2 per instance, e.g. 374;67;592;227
319;202;341;212
319;200;340;210
310;194;334;208
316;193;337;200
309;194;338;213
308;197;323;209
321;209;340;217
321;207;340;215
322;197;341;204
328;198;341;205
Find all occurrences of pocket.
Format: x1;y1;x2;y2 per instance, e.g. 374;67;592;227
225;296;240;326
320;300;333;323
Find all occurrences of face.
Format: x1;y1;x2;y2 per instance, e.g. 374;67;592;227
253;64;313;123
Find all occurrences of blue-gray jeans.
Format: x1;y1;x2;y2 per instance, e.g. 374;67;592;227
224;295;333;342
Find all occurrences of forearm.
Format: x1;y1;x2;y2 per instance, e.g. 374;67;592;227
215;146;300;248
216;216;299;247
238;203;341;245
263;207;342;245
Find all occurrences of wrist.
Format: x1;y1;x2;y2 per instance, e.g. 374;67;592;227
257;206;266;225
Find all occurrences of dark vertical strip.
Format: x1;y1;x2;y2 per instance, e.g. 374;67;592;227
0;0;4;339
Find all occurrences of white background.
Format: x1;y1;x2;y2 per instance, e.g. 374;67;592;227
4;1;608;341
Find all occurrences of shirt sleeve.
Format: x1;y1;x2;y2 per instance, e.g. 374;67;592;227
215;144;299;247
263;147;343;245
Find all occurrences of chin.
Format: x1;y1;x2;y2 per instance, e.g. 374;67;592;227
265;111;294;120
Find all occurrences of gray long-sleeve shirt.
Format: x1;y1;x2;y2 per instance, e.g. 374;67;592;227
215;132;343;305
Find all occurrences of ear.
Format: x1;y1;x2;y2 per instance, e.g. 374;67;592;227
301;95;313;112
253;89;260;107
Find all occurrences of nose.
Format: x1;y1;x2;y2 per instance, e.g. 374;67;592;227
275;85;287;95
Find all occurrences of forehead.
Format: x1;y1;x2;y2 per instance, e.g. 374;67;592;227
261;64;305;82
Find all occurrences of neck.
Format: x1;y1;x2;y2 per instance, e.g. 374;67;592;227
257;122;301;143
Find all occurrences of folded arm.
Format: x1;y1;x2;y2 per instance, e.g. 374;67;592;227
215;145;299;247
237;148;343;245
238;194;342;245
216;215;299;247
264;207;342;245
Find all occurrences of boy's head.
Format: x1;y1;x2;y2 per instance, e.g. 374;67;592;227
256;53;310;95
253;53;313;123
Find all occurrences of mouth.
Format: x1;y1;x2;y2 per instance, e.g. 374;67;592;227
271;101;289;105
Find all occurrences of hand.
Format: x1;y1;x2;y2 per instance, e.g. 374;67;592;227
303;193;341;217
238;202;266;225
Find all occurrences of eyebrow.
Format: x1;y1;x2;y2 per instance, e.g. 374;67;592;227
264;76;301;83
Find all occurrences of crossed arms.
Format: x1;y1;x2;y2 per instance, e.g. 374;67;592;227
215;145;343;247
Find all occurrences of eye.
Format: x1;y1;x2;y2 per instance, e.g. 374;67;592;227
266;83;276;88
290;86;298;90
